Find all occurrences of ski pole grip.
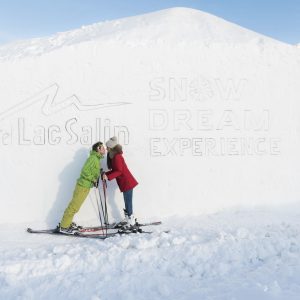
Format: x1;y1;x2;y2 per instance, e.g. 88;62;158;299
100;168;105;179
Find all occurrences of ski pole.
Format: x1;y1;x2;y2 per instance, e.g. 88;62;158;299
93;187;106;237
97;183;108;237
100;168;109;226
102;179;109;225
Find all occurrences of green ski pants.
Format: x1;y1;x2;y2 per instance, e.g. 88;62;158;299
60;184;90;228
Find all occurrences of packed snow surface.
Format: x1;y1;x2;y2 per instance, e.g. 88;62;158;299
1;206;300;300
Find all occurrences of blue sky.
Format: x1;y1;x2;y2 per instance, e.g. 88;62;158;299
0;0;299;45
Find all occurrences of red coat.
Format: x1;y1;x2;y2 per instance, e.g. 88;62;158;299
106;152;138;192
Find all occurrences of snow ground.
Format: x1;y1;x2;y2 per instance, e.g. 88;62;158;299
1;206;300;300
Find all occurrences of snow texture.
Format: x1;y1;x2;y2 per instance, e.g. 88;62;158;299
1;207;300;300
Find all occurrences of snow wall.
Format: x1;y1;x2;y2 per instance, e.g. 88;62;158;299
0;8;300;225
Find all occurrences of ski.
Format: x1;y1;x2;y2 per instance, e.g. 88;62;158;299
136;221;162;227
75;229;152;238
27;227;111;239
81;221;162;232
27;228;59;234
74;232;118;239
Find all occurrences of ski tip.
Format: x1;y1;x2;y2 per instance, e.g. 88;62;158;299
135;221;162;226
152;221;162;225
27;228;32;233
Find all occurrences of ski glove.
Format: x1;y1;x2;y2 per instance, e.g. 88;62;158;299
93;177;99;188
100;169;107;181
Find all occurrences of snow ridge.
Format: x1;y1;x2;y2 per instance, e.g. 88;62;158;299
0;7;288;60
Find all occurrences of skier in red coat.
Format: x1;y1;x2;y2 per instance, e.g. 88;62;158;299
103;136;138;228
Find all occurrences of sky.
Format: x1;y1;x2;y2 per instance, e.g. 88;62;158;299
0;0;299;45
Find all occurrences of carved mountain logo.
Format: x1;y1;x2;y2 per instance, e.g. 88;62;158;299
0;83;130;121
0;83;131;146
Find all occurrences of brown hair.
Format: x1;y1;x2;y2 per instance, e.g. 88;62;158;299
92;141;103;152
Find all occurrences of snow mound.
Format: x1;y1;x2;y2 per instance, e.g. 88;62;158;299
0;7;287;60
0;7;300;224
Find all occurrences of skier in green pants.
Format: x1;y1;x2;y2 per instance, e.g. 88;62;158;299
59;141;106;234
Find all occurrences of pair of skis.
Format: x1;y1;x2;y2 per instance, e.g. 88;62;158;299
27;221;163;240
